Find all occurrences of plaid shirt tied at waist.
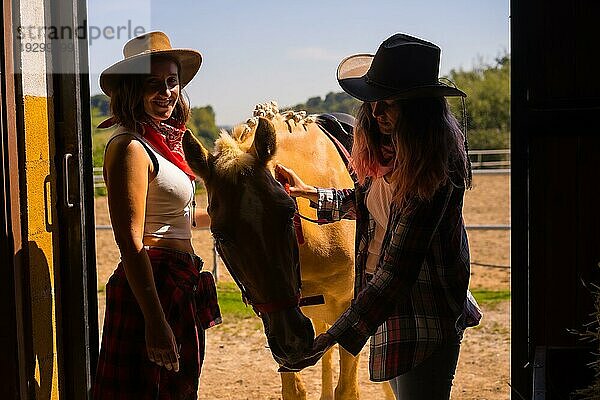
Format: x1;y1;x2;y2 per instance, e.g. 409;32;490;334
142;247;222;331
93;247;221;400
311;177;471;381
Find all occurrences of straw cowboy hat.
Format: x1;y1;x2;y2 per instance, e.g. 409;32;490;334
337;33;466;102
99;31;202;96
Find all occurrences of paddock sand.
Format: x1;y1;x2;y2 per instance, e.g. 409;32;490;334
94;173;510;399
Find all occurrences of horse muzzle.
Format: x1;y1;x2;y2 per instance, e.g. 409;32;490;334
263;307;315;366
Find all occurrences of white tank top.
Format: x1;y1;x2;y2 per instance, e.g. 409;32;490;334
107;128;194;240
365;177;394;274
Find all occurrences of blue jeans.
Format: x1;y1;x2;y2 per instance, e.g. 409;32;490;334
388;341;461;400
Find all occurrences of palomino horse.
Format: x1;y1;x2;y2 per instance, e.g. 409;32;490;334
183;102;394;400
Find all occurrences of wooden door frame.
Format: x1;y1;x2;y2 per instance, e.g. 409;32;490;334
50;0;98;397
0;0;31;397
511;0;600;396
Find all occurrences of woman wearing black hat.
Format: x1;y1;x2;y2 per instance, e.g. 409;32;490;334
93;31;220;399
276;33;479;399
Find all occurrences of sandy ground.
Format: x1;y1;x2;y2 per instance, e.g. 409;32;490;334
94;172;510;399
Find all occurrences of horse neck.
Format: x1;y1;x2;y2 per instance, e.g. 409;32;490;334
273;122;353;189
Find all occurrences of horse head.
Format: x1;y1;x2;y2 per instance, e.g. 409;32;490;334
182;114;314;366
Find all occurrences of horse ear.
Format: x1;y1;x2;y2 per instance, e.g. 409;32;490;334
250;117;276;165
182;129;212;180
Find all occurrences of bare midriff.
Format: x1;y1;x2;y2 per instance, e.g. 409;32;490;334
143;236;195;255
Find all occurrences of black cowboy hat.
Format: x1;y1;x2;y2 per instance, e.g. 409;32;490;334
337;33;466;102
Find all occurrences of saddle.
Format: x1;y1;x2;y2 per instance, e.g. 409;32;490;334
314;113;358;184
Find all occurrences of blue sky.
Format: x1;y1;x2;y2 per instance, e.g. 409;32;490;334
87;0;509;126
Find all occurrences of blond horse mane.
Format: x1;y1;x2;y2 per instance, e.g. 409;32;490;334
213;101;317;180
213;132;255;180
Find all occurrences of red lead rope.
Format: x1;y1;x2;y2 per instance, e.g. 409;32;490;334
275;170;305;245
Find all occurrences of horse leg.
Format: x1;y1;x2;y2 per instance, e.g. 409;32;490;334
281;372;307;400
381;381;396;400
334;346;360;400
319;347;335;400
312;319;334;400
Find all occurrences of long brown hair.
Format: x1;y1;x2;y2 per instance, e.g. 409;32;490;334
108;55;190;132
351;97;471;212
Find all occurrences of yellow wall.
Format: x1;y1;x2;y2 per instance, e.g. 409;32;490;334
19;1;60;398
22;95;59;400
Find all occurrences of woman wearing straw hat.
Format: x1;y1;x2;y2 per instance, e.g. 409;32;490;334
93;31;220;399
276;33;480;399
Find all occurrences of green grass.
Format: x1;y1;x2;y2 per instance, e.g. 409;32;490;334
471;289;511;304
215;281;255;320
97;280;508;315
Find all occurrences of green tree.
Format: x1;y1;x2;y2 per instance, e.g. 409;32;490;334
91;94;110;115
290;91;360;115
187;105;220;150
448;55;510;149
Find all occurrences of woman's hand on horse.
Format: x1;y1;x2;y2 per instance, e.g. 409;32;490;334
145;317;180;372
278;332;336;372
314;332;336;350
275;164;317;200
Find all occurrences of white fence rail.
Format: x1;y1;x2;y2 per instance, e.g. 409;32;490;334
93;167;105;189
94;149;511;275
93;149;510;188
469;149;510;169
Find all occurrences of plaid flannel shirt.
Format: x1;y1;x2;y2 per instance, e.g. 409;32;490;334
312;176;470;381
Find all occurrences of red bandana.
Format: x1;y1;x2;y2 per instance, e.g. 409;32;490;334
140;117;196;181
